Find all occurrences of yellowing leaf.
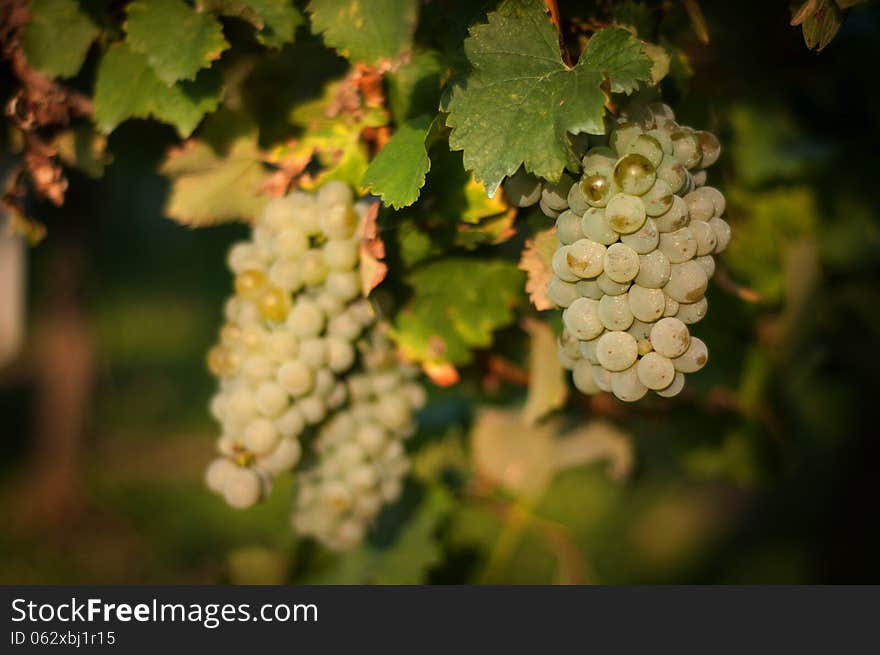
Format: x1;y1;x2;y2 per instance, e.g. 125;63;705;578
521;318;568;426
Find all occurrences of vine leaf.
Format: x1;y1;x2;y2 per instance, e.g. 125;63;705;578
518;226;559;311
22;0;100;78
791;0;844;51
160;128;267;226
362;114;434;209
125;0;229;85
392;258;523;366
446;0;652;196
199;0;303;48
522;317;568;425
94;42;223;137
307;0;419;65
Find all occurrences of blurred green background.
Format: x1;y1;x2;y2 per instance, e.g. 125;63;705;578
2;1;880;584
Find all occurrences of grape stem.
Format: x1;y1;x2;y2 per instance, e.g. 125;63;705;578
714;267;763;304
543;0;573;67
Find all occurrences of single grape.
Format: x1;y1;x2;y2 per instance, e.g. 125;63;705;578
255;381;289;417
222;467;263;509
649;317;690;358
299;250;329;286
659;227;698;264
610;122;643;154
613;154;656;196
675;297;709;325
596;331;638;372
634;250;671;288
556;210;586;244
655;371;686;398
641;179;674;216
286;297;325;338
276;406;306;438
672;336;708;373
603;243;640;283
562;297;604;341
598;293;635;331
695;131;721;168
656;159;687;194
503;167;543;207
572;359;600;394
551;245;580;282
689;220;718;256
684;189;715;222
268;259;303;293
277;360;314;396
664;261;709;303
625;134;664;167
567;239;606;279
597;272;630;296
548;276;580;307
244;417;280;455
636;352;676;390
324;239;360;271
317;180;354;208
273;227;309;259
581;208;619;245
628;284;666;323
542;175;574;211
610;365;648;402
695;254;716;278
604;193;647;234
620;218;660;254
205;458;237;494
671;131;703;169
654;195;689;233
575;279;604;300
592;364;613;392
708;217;731;253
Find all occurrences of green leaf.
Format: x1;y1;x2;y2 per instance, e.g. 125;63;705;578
125;0;229;84
386;49;446;123
94;42;223;137
307;0;419;64
392;258;524;365
160;112;267;226
22;0;99;78
304;486;452;584
446;0;652;195
362;115;434;209
200;0;303;48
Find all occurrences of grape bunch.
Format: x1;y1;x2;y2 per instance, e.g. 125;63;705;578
291;328;425;550
506;103;731;401
204;183;380;510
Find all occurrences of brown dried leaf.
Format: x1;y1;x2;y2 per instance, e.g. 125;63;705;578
518;227;559;311
359;201;388;296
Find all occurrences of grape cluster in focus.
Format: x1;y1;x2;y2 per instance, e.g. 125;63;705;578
203;184;424;550
505;103;731;401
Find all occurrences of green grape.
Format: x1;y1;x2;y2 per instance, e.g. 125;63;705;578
610;365;648;402
646;127;674;155
627;319;653;341
592;364;613;392
572;359;600;394
273;227;310;260
656;159;687;194
620;218;659;254
613;154;656;196
610;122;643;154
581;208;619;245
603;243;640;283
548;276;580;307
664;261;708;303
672;336;708;373
596;330;638;371
641;179;674;217
542;174;574;211
636;352;676;390
562;297;604;341
654;195;689;233
551;245;580;282
286;297;325;338
655;371;685;398
326;270;361;302
317;180;354;208
556;210;586;244
277;360;314;396
503;167;543;207
634;250;671;288
647;102;676;125
327;337;356;373
255;381;289;417
664;296;679;317
695;131;721;168
567;177;591;214
628;284;666;323
675;297;708;325
700;186;726;216
222;466;263;509
625;134;664;167
276;406;306;438
324;239;360;271
576;279;604;300
566;239;606;279
689;220;718;256
649;317;690;358
695;254;716;278
598;293;635;331
539;196;561;219
604;193;647;234
684;189;715;222
659;227;698;264
244;417;280;455
597;271;630;296
206;458;238;495
578;337;600;364
299;250;329;286
709;217;731;253
671;131;703;169
579;173;614;208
